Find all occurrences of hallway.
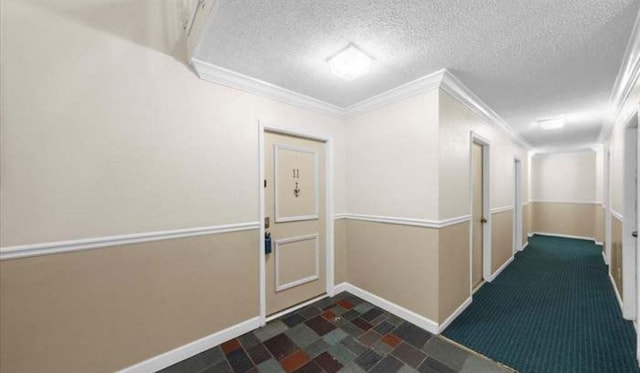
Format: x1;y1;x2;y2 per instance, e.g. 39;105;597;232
444;235;638;373
3;2;640;372
161;293;514;373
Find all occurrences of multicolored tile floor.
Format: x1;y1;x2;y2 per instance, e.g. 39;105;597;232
159;292;515;373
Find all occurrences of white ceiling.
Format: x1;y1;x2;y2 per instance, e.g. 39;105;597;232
193;0;639;149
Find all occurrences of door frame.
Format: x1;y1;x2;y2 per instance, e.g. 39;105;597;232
636;106;640;363
605;145;612;266
513;157;523;252
469;132;492;295
623;112;638;321
258;120;335;326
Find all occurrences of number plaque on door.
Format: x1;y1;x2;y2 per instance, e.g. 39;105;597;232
274;144;318;222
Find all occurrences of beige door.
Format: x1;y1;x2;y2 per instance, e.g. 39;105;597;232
472;142;484;289
265;132;326;315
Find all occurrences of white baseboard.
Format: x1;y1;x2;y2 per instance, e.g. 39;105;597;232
118;317;261;373
437;297;472;333
531;232;595;242
521;242;529;251
334;282;350;294
335;282;439;334
487;256;514;282
595;241;604;246
266;294;328;323
123;282;471;372
609;271;623;313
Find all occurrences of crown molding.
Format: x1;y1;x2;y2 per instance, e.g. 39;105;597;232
342;69;445;117
190;58;346;118
191;59;530;149
439;70;532;150
531;143;602;155
600;7;640;142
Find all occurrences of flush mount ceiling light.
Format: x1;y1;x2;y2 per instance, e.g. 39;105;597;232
327;43;373;81
537;117;566;130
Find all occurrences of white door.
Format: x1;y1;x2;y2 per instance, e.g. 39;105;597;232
630;111;640;362
623;118;638;321
472;142;484;289
264;132;326;315
514;159;523;252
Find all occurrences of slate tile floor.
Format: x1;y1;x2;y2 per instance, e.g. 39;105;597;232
159;292;515;373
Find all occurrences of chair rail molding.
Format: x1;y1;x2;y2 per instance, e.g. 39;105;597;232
0;222;260;260
338;213;471;229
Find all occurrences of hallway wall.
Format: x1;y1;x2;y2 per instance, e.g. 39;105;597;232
1;1;532;372
530;150;600;239
344;90;442;322
605;57;640;303
343;87;529;326
0;1;347;372
438;90;529;322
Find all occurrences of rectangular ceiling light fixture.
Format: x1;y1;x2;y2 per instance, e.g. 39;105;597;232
327;43;372;81
537;117;565;130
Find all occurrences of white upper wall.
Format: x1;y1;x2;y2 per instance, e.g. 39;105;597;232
345;91;440;220
595;146;604;202
0;0;346;247
608;78;640;215
531;150;597;203
438;90;529;219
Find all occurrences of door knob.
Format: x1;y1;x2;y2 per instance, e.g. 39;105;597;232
633;231;638;238
481;218;487;224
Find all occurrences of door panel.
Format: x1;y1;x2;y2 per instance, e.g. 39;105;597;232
265;132;326;315
514;160;522;252
275;145;318;221
275;234;319;292
472;143;484;289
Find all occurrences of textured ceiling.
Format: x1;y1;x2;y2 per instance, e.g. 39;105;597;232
194;0;639;149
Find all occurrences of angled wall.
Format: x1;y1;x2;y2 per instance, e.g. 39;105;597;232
437;89;529;322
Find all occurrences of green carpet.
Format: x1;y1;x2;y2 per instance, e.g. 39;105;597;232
443;234;639;373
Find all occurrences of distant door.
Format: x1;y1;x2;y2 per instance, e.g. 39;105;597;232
514;159;523;253
623;119;638;321
264;132;326;315
472;142;484;289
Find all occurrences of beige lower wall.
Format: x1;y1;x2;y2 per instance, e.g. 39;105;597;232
612;216;623;297
345;216;517;325
0;230;259;373
345;220;439;322
334;219;348;284
438;222;471;323
532;202;596;239
1;215;523;373
595;206;605;244
492;210;514;273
